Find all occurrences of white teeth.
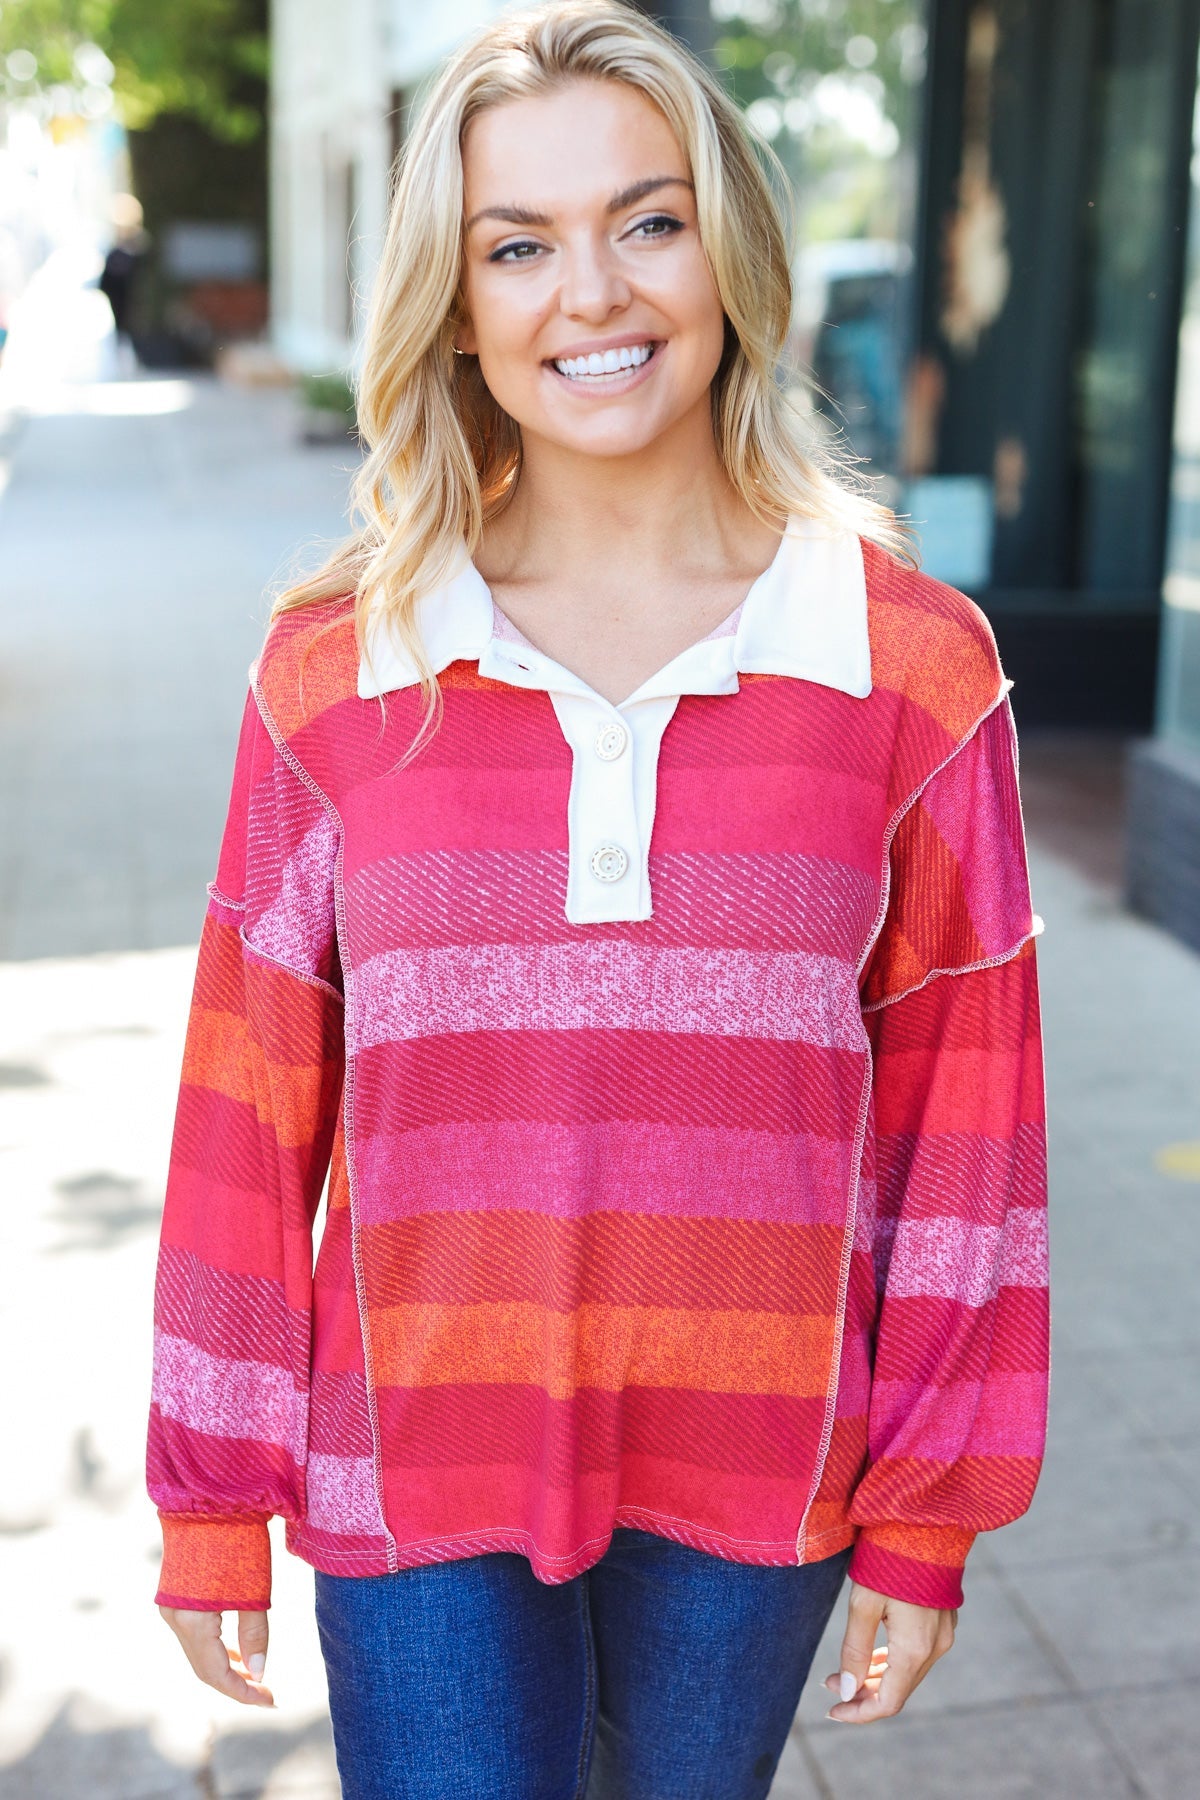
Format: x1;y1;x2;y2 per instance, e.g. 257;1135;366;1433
552;342;656;380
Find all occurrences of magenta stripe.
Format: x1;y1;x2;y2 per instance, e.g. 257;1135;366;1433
352;1121;855;1225
147;1408;300;1515
867;1370;1048;1457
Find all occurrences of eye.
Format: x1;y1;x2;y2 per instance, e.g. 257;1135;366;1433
626;213;685;241
488;239;545;264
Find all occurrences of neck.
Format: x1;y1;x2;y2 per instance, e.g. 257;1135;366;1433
482;397;767;584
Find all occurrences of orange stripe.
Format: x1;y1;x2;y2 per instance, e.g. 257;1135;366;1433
258;603;358;737
870;593;999;738
182;1004;337;1149
852;1517;974;1566
157;1513;272;1609
372;1301;836;1399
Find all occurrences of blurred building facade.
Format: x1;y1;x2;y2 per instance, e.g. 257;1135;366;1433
268;0;1200;950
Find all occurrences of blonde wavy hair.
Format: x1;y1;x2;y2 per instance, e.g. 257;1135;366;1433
274;0;908;727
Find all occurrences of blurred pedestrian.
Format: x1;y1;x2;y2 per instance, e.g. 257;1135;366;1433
146;4;1049;1796
98;193;147;372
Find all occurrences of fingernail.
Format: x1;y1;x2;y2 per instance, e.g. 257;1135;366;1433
824;1710;846;1723
839;1671;857;1702
248;1653;266;1679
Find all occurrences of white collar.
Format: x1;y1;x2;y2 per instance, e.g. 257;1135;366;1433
357;515;871;707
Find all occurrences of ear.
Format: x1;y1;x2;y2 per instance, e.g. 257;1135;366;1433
454;318;478;356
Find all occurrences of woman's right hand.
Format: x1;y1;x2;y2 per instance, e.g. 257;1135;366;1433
158;1606;275;1706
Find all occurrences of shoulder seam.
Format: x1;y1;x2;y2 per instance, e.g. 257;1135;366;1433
855;679;1015;990
250;676;340;822
861;921;1043;1013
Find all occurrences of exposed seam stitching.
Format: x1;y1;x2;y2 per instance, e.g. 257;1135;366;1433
207;882;246;913
249;676;398;1574
238;930;347;1001
794;678;1019;1568
855;678;1015;996
612;1505;810;1554
860;925;1042;1013
795;1054;872;1567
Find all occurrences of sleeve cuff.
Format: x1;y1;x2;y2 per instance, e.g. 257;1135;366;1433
155;1512;272;1612
848;1522;974;1609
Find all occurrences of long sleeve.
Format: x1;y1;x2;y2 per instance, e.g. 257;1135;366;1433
147;687;345;1611
847;695;1049;1609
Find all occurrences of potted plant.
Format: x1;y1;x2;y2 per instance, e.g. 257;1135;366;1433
299;371;358;444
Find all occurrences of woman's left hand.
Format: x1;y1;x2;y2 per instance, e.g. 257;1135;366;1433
822;1580;957;1723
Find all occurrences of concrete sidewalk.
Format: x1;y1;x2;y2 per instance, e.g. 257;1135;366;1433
1;367;1197;1799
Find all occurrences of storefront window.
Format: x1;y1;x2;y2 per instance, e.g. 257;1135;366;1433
712;0;929;488
1160;71;1200;753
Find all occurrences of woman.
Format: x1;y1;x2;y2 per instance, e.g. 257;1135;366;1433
147;5;1049;1795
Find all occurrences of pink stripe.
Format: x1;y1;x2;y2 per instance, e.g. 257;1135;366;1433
883;1209;1048;1305
152;1330;306;1464
245;814;339;976
353;1121;855;1224
347;944;862;1053
305;1453;388;1535
867;1370;1048;1458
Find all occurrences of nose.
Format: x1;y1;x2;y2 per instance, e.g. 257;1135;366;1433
558;230;632;323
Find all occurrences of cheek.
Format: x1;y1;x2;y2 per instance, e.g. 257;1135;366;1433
467;271;547;364
655;253;725;363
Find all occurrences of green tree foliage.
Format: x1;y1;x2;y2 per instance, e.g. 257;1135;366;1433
0;0;268;141
710;0;928;243
713;0;926;124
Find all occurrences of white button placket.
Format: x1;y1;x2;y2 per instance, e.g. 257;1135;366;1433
550;692;678;924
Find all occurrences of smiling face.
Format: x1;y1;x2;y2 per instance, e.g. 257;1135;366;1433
458;79;728;463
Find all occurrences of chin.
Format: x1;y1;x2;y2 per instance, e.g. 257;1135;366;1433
540;410;680;461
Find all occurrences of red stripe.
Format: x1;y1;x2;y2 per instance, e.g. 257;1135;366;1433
359;1212;844;1314
870;1288;1049;1383
353;1030;865;1136
374;1382;828;1481
153;1244;298;1365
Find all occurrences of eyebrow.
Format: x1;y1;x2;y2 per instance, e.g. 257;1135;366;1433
465;174;693;232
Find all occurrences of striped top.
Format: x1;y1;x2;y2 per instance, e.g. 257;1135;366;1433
146;536;1049;1615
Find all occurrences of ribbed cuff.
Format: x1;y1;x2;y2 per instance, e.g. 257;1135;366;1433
848;1522;974;1609
155;1512;272;1612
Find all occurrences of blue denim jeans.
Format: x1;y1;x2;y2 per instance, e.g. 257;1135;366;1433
314;1530;851;1800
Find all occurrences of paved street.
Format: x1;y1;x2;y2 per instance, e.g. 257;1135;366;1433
1;325;1198;1796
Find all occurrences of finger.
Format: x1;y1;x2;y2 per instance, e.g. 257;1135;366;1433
825;1669;886;1701
237;1610;270;1686
836;1583;886;1699
825;1649;889;1680
826;1646;925;1723
163;1608;274;1707
824;1648;888;1692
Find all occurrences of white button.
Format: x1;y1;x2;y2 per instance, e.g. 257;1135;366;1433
590;843;629;883
594;721;628;761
